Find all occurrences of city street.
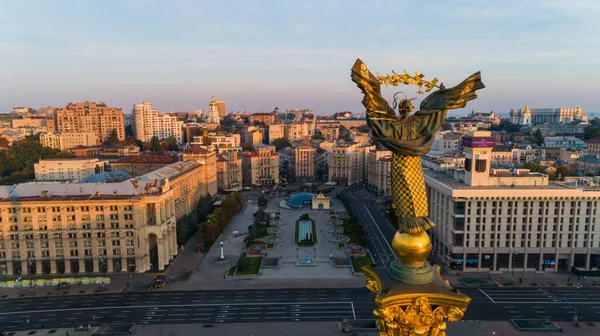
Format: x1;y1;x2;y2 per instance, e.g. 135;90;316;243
341;186;397;267
2;287;600;331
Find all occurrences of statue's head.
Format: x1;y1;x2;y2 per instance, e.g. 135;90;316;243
393;92;416;119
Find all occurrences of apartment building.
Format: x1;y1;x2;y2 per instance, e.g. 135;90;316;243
328;142;375;186
39;132;96;150
241;146;279;187
0;160;212;276
111;155;179;177
425;131;600;273
34;158;109;182
181;146;218;197
293;140;316;183
268;123;285;143
133;102;184;143
52;102;125;144
248;113;275;125
366;149;392;196
216;151;243;192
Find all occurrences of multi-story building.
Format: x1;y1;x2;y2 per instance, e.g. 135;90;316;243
349;129;371;146
544;136;587;151
515;143;546;163
319;125;339;140
52;102;125;144
510;104;587;125
0;160;214;276
426;131;600;273
430;132;461;155
180;146;218;197
491;146;518;167
11;117;47;129
284;123;312;142
133;102;184;143
328;143;374;186
585;136;600;156
240;146;279;187
572;156;600;176
39;132;96;150
268;123;285;143
111;155;179;177
293;140;316;183
216;151;243;192
216;99;227;117
34;158;109;182
367;149;392;196
248;113;275;125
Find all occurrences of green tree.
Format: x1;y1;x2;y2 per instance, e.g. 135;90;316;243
166;135;179;151
523;162;544;173
0;137;8;148
533;129;544;145
271;138;291;150
149;136;161;152
105;129;120;146
584;125;600;140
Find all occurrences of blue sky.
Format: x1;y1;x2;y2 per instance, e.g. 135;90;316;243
1;0;599;115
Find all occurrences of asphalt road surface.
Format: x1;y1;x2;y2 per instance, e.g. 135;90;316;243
2;287;600;331
342;186;397;267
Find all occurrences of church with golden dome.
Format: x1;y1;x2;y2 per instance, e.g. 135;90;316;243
509;104;587;125
207;95;221;124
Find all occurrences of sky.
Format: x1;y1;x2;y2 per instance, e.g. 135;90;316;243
1;0;599;116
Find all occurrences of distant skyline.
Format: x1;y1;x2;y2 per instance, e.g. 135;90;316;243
1;1;599;115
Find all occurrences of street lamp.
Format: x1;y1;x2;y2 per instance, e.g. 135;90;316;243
573;282;582;326
313;248;316;259
511;251;518;285
296;248;299;259
219;241;225;260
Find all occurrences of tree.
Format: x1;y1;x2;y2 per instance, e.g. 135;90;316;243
272;138;291;151
125;125;134;138
105;129;120;146
311;133;325;140
555;166;572;180
0;137;8;148
584;125;600;140
441;122;452;131
523;162;544;173
149;136;161;152
533;129;544;145
166;135;179;151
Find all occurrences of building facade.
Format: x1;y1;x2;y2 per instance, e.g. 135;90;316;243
510;105;587;125
34;158;109;182
248;113;276;125
268;123;285;143
319;125;339;140
207;96;221;124
328;143;374;186
215;151;243;192
133;102;184;143
367;149;392;196
241;147;279;187
426;131;600;273
180;146;218;197
0;160;216;277
216;99;227;117
111;155;179;177
52;102;125;144
293;140;316;183
39;132;96;150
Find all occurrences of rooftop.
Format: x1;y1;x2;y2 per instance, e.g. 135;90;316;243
112;154;179;164
185;145;213;155
424;169;571;191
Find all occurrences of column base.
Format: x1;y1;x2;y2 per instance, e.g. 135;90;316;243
388;259;435;285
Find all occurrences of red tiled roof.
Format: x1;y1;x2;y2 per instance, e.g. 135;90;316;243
112;155;178;164
585;136;600;143
185;145;212;154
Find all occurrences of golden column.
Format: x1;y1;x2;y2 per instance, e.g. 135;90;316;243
351;59;485;336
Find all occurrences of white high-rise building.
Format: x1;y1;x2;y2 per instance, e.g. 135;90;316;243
133;102;183;143
207;95;221;124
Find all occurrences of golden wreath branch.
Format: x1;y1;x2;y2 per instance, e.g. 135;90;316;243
376;70;440;94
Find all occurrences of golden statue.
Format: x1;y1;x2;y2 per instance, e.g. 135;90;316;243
351;59;484;336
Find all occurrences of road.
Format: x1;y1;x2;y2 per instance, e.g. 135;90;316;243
341;186;397;267
2;287;600;331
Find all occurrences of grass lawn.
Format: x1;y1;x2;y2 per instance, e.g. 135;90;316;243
236;255;263;275
351;254;375;273
226;267;236;277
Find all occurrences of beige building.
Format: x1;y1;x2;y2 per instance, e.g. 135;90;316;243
366;149;392;196
34;158;108;182
426;131;600;273
349;129;371;146
216;151;243;192
585;136;600;156
248;113;276;125
52;102;125;144
207;96;221;124
217;99;227;117
241;146;279;187
328;143;374;186
284;122;312;142
268;123;285;143
40;132;96;150
11;117;47;129
180;146;218;197
320;125;339;140
111;155;179;177
0;160;214;276
293;140;316;183
133;102;184;143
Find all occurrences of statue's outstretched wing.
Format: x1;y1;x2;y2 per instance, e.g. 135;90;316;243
351;59;395;119
416;71;485;115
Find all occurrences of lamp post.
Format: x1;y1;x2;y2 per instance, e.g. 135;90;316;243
573;282;582;326
313;248;316;259
296;248;299;260
219;242;225;260
511;251;518;285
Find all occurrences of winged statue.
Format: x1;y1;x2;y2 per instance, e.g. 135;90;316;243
351;59;485;234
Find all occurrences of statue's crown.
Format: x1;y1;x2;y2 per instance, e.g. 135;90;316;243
376;70;440;94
